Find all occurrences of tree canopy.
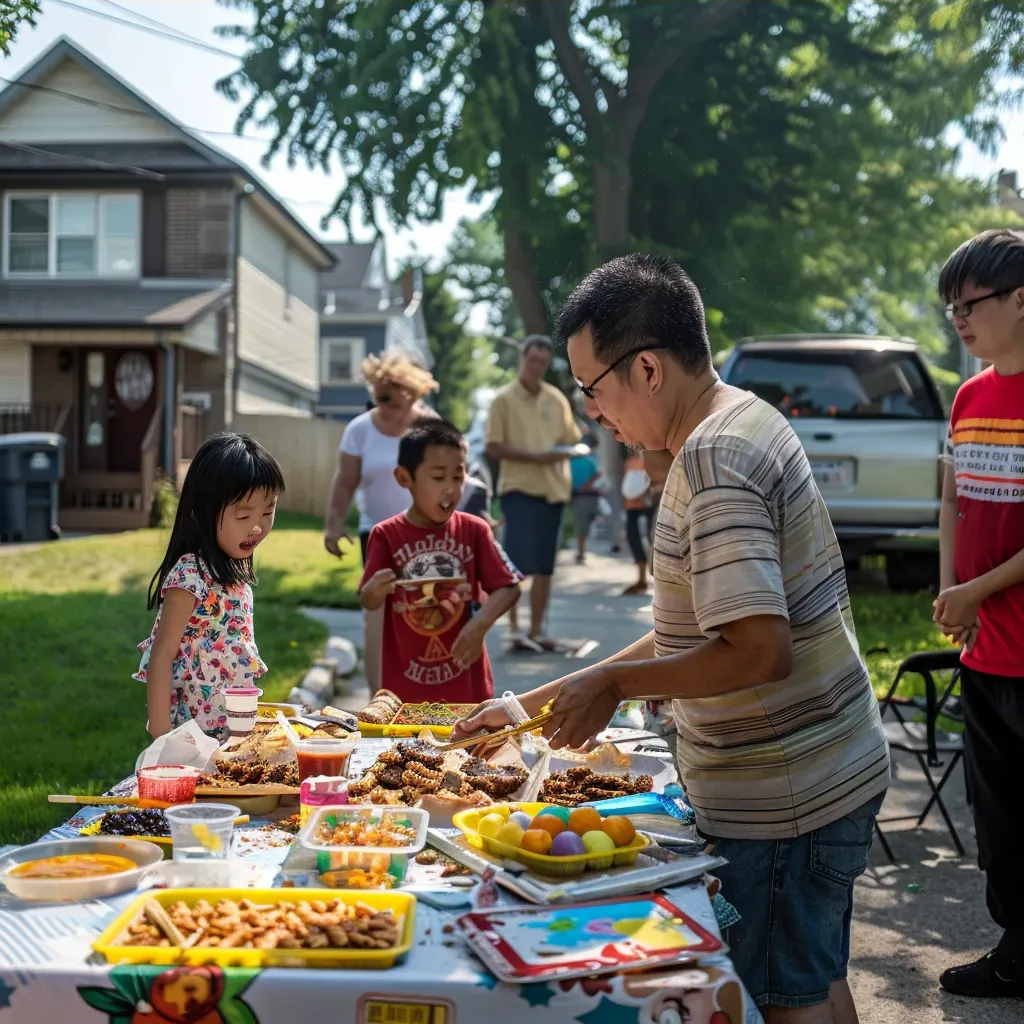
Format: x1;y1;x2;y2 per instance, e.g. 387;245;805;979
0;1;40;56
218;0;1021;352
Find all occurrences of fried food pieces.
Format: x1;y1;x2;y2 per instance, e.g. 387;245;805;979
119;898;401;951
539;765;654;807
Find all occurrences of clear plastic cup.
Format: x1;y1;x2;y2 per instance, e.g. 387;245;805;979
164;803;240;860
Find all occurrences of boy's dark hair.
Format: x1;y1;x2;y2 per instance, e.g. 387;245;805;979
555;253;711;377
938;228;1024;301
398;417;465;475
148;433;284;609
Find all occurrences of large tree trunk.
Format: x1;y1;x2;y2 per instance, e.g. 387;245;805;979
503;224;549;336
593;160;633;255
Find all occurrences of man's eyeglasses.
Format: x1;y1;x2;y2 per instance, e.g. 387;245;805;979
574;345;664;399
945;287;1021;322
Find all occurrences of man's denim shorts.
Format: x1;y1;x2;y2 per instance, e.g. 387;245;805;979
500;491;564;576
709;791;885;1009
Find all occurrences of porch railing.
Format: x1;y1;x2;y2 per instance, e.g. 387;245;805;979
140;397;163;524
0;403;71;435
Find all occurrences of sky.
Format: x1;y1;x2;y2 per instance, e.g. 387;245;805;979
3;0;1024;276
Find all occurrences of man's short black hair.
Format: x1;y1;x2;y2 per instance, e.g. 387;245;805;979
939;229;1024;301
398;417;465;474
555;254;711;377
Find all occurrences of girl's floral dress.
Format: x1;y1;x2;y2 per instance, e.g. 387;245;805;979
135;553;267;742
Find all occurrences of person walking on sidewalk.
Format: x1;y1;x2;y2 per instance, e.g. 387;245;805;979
485;335;582;649
459;254;889;1023
621;451;654;594
932;228;1024;1001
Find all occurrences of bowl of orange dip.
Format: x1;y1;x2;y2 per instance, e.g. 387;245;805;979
0;838;163;902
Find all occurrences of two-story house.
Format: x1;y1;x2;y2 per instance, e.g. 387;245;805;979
317;238;432;420
0;37;334;531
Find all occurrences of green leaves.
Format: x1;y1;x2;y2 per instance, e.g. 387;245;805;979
0;0;40;55
218;0;1023;360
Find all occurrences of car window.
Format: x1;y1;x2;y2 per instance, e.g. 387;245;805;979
727;350;943;420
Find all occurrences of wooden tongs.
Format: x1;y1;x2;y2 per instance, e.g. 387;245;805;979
418;711;553;752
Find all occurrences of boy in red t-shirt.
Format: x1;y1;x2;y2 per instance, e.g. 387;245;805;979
359;418;522;705
933;228;1024;1000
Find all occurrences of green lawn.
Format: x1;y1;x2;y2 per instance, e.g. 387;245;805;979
0;519;949;845
0;514;362;844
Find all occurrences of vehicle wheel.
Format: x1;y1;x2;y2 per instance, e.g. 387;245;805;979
885;551;939;593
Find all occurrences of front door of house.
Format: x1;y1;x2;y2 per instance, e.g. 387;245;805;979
80;349;157;473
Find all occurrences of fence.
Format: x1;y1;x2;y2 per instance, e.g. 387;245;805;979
234;414;343;517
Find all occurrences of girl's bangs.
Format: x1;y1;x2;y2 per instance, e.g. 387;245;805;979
217;446;286;511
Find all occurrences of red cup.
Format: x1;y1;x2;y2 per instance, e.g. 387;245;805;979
137;765;200;804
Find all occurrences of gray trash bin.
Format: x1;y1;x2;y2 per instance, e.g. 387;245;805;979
0;432;65;543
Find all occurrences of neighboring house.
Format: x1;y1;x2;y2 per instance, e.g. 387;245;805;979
317;238;432;419
0;37;334;532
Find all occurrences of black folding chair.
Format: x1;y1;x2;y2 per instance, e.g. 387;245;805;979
874;649;966;858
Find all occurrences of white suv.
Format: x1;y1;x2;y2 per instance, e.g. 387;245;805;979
719;335;947;592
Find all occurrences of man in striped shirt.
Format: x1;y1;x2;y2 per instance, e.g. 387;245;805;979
457;254;889;1023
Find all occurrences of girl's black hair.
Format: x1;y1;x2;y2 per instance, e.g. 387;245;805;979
148;432;285;609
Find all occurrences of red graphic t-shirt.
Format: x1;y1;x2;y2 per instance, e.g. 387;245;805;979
360;510;522;703
950;367;1024;676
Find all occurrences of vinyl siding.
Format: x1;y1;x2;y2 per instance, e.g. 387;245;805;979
236;258;319;394
0;340;30;403
236;364;314;417
0;59;177;144
318;320;385;414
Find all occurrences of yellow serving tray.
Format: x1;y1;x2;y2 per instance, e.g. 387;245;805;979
453;802;649;878
356;722;456;739
92;888;416;970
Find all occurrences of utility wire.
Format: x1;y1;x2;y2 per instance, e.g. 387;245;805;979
48;0;239;59
0;76;269;143
92;0;224;53
0;139;166;180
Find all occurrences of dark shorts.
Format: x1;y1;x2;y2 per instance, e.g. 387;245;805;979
709;792;885;1008
501;491;564;576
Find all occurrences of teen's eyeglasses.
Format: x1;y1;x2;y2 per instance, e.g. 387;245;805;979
945;287;1021;321
574;346;665;399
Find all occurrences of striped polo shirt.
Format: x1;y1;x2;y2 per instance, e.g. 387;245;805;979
654;393;889;840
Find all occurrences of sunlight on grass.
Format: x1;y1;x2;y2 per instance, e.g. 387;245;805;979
0;517;359;843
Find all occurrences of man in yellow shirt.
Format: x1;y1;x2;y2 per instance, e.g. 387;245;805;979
485;336;582;646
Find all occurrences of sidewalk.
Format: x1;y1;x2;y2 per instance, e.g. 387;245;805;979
303;551;1015;1023
304;549;651;711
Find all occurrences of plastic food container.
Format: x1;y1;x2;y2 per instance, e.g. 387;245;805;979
164;803;240;860
0;837;164;902
136;765;199;804
453;802;649;878
92;887;417;970
296;737;356;782
299;805;428;858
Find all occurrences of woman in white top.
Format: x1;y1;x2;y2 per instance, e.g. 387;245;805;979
323;353;438;688
324;352;439;560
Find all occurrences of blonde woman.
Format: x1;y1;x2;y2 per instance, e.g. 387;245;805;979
324;353;438;688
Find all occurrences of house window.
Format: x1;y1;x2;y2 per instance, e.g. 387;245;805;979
322;337;366;384
4;192;141;278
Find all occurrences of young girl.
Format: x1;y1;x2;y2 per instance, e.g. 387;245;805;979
135;433;285;742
